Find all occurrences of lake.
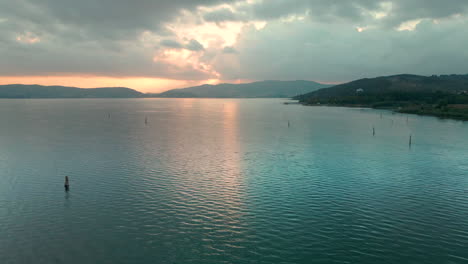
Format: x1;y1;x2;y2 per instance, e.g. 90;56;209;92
0;98;467;264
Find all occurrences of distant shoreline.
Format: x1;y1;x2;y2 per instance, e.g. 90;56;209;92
297;101;468;121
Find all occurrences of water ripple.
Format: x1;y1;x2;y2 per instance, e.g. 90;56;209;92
0;99;467;263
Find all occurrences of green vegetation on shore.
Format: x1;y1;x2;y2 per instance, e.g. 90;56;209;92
398;104;468;121
294;74;468;121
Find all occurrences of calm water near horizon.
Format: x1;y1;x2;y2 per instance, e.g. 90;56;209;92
0;98;467;263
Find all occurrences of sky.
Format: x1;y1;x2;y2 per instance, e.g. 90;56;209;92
1;0;468;93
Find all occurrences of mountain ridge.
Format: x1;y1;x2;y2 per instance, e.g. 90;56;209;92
0;84;143;98
0;80;331;98
150;80;330;98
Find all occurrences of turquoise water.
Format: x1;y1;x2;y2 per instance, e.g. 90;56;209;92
0;98;467;263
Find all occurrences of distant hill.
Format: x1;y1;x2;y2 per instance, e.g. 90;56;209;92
0;84;143;98
294;74;468;101
150;80;330;98
294;74;468;120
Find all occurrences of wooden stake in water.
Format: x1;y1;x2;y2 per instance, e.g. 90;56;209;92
373;126;375;136
64;176;70;191
288;120;290;127
409;134;412;148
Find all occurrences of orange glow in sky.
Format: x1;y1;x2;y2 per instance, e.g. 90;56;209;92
0;76;225;93
0;75;259;93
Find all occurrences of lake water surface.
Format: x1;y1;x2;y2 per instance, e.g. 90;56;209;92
0;99;467;263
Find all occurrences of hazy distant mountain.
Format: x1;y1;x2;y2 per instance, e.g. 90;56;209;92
0;84;143;98
150;80;330;98
294;74;468;101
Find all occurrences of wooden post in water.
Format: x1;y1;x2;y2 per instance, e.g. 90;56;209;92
372;126;375;136
64;176;70;191
409;134;412;148
288;120;290;127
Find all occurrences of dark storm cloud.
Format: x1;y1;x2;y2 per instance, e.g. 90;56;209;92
160;39;204;51
185;39;204;51
249;0;379;21
203;0;468;27
160;39;184;49
201;0;380;23
382;0;468;27
203;7;245;23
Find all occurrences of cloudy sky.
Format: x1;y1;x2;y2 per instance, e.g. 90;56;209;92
1;0;468;92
